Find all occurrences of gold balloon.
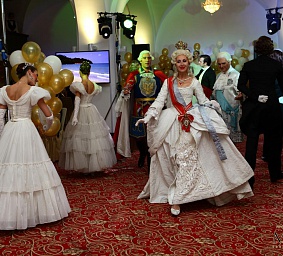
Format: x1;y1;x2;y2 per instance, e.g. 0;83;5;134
164;69;170;76
162;48;169;56
22;41;41;63
11;64;19;82
242;49;250;58
159;54;165;62
122;63;129;73
124;52;132;63
121;71;129;80
37;62;53;85
49;74;65;94
47;97;62;116
31;105;41;127
194;43;201;50
36;52;46;64
59;69;74;87
231;58;239;68
44;117;61;137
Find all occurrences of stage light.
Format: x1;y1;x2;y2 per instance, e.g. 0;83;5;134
266;10;282;35
122;19;137;39
97;12;137;39
97;16;112;39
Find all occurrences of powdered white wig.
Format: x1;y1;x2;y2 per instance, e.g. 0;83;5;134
171;49;193;64
137;50;155;61
171;49;194;80
217;52;232;62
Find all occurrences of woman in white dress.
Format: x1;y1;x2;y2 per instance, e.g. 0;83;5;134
0;63;71;230
136;41;254;216
59;61;117;173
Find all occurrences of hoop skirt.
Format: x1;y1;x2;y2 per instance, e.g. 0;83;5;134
0;86;71;230
59;82;117;173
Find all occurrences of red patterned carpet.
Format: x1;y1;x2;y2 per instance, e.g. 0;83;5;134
1;136;283;255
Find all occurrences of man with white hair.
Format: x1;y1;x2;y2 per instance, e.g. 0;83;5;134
115;50;167;170
213;51;243;143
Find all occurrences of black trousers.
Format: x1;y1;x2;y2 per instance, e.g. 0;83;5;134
245;132;282;182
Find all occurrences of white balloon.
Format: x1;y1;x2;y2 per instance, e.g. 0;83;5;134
9;50;25;67
235;64;242;72
238;57;248;66
213;47;220;55
210;54;216;62
237;39;244;47
44;55;62;74
234;48;242;58
216;41;223;49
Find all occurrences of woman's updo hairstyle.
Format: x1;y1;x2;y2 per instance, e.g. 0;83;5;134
16;63;37;79
171;41;194;79
80;61;91;75
171;41;193;65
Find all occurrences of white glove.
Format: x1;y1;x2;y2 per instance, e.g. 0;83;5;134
135;114;152;126
43;113;54;131
72;96;81;126
258;95;268;103
121;89;130;101
0;108;7;136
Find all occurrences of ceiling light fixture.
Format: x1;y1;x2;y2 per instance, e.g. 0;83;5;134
266;8;283;35
202;0;222;15
97;12;137;40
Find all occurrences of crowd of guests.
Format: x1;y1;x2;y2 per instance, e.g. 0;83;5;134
0;35;282;229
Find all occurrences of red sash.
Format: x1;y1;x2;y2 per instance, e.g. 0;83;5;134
168;77;194;132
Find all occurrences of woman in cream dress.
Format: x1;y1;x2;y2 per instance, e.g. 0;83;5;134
0;63;71;230
59;61;117;173
137;42;254;216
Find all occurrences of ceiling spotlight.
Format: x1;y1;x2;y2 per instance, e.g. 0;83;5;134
122;19;137;39
97;16;112;39
266;10;282;35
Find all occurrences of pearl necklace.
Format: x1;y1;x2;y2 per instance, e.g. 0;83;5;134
177;77;190;85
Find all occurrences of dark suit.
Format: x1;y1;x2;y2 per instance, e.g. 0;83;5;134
237;55;283;183
195;67;216;98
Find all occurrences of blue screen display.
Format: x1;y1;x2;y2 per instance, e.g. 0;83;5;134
55;51;110;84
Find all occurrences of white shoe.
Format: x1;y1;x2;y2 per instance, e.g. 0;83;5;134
171;206;180;216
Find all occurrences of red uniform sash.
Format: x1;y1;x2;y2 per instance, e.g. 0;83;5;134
168;77;194;132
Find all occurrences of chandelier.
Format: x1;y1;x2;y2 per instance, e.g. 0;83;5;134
202;0;222;14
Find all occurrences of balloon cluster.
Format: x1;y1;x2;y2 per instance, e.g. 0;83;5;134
208;39;251;73
120;52;133;87
9;41;74;136
154;48;171;76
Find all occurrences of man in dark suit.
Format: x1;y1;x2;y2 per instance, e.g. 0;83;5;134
237;36;283;187
195;54;216;98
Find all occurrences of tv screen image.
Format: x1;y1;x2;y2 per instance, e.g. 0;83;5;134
55;51;110;84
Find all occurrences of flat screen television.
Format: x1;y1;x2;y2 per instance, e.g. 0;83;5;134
55;50;110;84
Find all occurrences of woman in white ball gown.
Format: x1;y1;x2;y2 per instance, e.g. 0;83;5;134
0;63;71;230
136;41;254;216
59;61;117;173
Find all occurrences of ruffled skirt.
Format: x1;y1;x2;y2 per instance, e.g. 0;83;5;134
59;104;117;173
0;119;71;230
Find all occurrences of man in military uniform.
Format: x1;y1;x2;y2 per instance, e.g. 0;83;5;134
115;50;167;170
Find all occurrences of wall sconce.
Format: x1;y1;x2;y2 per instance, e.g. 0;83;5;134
266;8;282;35
202;0;222;14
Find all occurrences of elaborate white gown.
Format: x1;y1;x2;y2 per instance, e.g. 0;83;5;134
59;82;117;173
0;86;71;230
138;78;254;206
